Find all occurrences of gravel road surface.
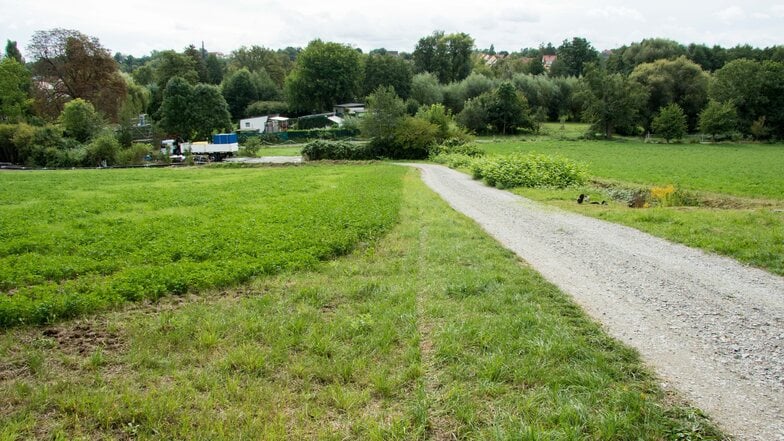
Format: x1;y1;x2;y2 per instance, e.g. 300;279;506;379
409;163;784;440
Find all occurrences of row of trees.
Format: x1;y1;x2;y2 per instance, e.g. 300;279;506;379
2;29;783;167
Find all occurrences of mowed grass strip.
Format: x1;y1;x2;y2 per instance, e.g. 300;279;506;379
0;169;724;440
479;130;784;200
0;164;404;327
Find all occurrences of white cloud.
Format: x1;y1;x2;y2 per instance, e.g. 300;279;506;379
586;6;645;21
716;6;745;22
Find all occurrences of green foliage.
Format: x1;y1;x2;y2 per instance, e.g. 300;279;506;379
116;143;153;165
606;38;688;74
710;59;784;137
362;53;413;98
0;165;404;327
188;84;232;140
245;100;288;116
410;73;443;106
413;31;475;83
652;103;688;142
429;139;484;158
230;45;287;87
85;132;120;166
361;86;406;143
221;68;258;120
698;101;738;140
5;39;24;63
285;40;362;113
472;153;588;189
629;56;709;130
579;65;649;138
0;57;32;123
486;82;536;135
157;77;194;138
389;117;439;159
301;140;374;160
456;94;492;134
553;37;599;77
58;98;103;142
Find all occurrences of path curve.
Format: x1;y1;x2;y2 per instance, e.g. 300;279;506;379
407;163;784;440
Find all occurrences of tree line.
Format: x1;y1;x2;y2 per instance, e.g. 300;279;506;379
1;29;783;166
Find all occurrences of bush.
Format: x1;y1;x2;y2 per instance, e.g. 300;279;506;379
238;137;262;157
301;140;375;160
117;143;153;166
431;153;477;169
472;153;588;189
429;140;484;158
86;133;120;166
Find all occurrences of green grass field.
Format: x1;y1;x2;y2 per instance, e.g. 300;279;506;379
0;168;723;439
0;165;404;327
478;133;784;200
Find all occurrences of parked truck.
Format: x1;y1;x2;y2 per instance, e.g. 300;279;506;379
161;133;239;162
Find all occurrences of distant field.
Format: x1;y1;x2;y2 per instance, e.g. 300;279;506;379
257;146;302;156
478;131;784;200
0;164;404;327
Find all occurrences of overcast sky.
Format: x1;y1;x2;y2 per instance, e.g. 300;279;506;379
1;0;782;58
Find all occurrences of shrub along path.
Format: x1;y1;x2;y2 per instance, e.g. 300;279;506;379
408;163;784;440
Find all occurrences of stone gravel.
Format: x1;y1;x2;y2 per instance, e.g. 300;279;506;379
409;163;784;440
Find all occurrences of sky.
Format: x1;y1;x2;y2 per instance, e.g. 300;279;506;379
1;0;782;58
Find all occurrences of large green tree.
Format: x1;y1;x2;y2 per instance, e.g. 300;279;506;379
362;54;413;99
552;37;599;77
188;84;232;140
221;68;258;120
487;82;535;135
157;77;194;139
361;85;406;144
231;45;287;87
0;58;32;122
579;65;649;138
606;38;687;74
284;40;362;113
27;28;127;120
710;59;784;136
698;100;738;140
413;31;475;83
651;103;687;143
629;56;709;131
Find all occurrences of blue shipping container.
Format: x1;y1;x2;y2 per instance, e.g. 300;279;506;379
212;133;238;144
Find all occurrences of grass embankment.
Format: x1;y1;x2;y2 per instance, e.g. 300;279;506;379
257;146;303;156
0;168;723;439
0;165;404;327
472;129;784;276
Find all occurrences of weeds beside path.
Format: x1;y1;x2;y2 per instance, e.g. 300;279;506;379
1;168;723;439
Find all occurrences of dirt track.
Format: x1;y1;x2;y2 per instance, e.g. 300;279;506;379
409;163;784;440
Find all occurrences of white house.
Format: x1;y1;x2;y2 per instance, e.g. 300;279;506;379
238;116;269;133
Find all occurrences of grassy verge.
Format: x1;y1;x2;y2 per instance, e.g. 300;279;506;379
0;165;404;327
0;168;724;439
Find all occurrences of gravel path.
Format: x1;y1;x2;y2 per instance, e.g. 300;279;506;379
409;163;784;440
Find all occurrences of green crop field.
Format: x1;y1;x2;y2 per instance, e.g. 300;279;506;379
466;129;784;276
0;164;404;327
479;130;784;200
0;168;722;439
